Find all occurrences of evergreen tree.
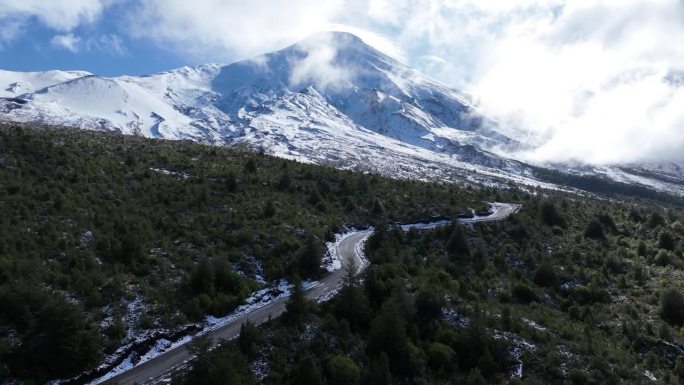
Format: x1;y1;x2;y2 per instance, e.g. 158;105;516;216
309;186;323;205
224;172;238;192
465;367;486;385
298;235;323;279
363;353;391;385
367;300;409;376
327;355;360;385
244;159;257;173
238;320;261;359
285;280;309;326
372;198;385;215
335;267;371;330
584;220;605;239
661;288;684;325
446;224;471;257
533;262;558;288
658;231;676;251
294;354;323;385
277;172;292;191
540;201;566;228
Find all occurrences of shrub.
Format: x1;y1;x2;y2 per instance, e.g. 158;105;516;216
661;289;684;325
327;355;360;385
446;224;471;257
512;283;536;304
598;213;618;234
533;262;558;288
658;231;676;251
584;220;605;239
540;201;566;228
647;211;666;229
426;342;456;371
655;250;675;267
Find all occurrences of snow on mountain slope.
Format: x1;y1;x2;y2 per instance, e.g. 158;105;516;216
228;86;547;188
0;31;681;196
0;69;92;97
211;32;517;153
8;74;221;142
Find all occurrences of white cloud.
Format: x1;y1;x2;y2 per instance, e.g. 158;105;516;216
0;19;23;49
49;33;127;55
0;0;112;31
125;1;400;62
289;34;354;91
127;0;343;61
51;33;82;52
352;0;684;164
86;34;127;55
462;0;684;164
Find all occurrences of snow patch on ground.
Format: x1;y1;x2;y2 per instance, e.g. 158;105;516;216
150;167;190;179
441;308;470;328
322;233;346;273
493;331;537;380
204;279;311;330
83;278;318;385
400;220;451;231
644;370;657;381
322;226;373;273
522;318;548;332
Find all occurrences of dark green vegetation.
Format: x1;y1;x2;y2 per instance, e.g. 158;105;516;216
0;125;487;383
3;124;684;384
178;197;684;385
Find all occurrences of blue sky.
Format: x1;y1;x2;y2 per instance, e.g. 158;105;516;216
1;25;187;76
1;0;683;163
0;1;187;76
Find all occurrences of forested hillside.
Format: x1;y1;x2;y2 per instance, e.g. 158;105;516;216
2;124;684;384
0;124;489;383
177;189;684;384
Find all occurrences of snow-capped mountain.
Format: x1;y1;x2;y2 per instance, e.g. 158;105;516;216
1;31;682;196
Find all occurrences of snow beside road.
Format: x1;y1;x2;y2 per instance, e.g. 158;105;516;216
84;278;316;385
322;227;372;273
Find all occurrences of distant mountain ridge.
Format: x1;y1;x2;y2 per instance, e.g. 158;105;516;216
1;31;682;196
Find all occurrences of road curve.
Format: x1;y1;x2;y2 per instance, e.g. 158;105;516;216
103;203;520;385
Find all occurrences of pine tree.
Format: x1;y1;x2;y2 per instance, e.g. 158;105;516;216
584;220;605;239
298;235;323;279
335;264;371;330
446;224;470;257
465;367;485;385
285;279;309;326
294;354;323;385
363;353;391;385
327;355;360;385
238;320;261;359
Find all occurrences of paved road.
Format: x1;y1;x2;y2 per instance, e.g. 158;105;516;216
103;203;520;385
462;202;521;223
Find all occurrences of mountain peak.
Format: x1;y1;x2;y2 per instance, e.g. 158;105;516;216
295;30;366;46
284;30;394;65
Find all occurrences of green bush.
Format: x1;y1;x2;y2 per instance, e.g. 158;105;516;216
661;288;684;325
512;283;537;304
584;220;605;239
533;262;558;288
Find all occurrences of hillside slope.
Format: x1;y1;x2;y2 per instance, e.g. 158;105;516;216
1;32;682;196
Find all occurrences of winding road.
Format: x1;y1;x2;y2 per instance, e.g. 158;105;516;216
102;203;520;385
